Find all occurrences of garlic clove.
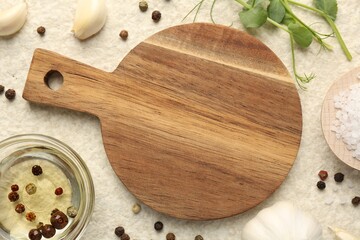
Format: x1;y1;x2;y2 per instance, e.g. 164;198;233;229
72;0;107;40
0;1;27;37
329;227;360;240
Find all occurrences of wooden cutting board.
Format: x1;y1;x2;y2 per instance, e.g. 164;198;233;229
23;23;302;220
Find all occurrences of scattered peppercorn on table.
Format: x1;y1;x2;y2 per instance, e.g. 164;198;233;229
1;0;360;239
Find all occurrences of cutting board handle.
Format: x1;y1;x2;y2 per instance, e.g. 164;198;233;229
23;48;112;117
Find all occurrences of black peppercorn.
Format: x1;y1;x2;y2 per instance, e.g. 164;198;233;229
152;10;161;22
37;26;46;35
195;235;204;240
32;165;43;176
115;226;125;237
0;85;4;94
50;210;69;229
154;221;163;231
334;172;344;182
316;181;326;190
352;196;360;206
15;203;25;213
41;224;56;238
29;228;42;240
5;89;15;100
166;233;176;240
121;233;130;240
8;191;19;202
11;184;19;191
119;30;128;40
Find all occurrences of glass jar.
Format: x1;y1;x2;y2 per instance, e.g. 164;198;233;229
0;134;94;239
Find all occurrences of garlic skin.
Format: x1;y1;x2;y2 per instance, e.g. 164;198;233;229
0;1;27;37
242;201;323;240
329;227;360;240
72;0;107;40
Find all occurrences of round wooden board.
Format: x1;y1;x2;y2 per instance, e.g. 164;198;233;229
23;23;302;220
322;67;360;170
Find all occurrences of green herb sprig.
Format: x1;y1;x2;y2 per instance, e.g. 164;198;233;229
184;0;352;90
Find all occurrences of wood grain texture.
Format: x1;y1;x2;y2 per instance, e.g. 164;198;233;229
322;67;360;170
23;23;302;220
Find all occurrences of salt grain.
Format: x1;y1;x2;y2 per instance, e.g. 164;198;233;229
324;196;334;205
332;83;360;160
339;197;347;205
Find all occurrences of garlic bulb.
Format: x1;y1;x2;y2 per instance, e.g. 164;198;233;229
329;227;360;240
72;0;107;40
242;201;323;240
0;1;27;36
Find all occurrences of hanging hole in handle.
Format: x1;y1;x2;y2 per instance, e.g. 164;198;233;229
44;70;64;91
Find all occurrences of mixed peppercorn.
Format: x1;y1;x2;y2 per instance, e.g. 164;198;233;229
4;165;76;240
316;170;360;206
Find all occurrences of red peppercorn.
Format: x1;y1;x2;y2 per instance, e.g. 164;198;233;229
50;210;69;229
318;170;328;181
55;187;63;196
8;191;19;202
11;184;19;191
15;203;25;213
26;212;37;222
28;228;42;240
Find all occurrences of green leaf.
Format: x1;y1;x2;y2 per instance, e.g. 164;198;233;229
239;6;268;28
314;0;338;20
281;13;295;26
267;0;285;23
288;22;313;47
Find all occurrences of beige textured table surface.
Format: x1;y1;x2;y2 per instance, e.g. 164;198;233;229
1;0;360;239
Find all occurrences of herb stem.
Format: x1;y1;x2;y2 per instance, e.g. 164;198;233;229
280;0;332;50
182;0;205;22
210;0;217;24
234;0;251;9
288;0;352;60
267;18;290;33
